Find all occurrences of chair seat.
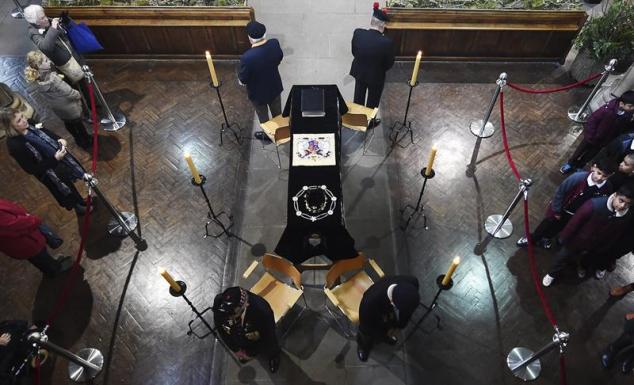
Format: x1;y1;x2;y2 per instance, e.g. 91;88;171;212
342;102;378;132
260;115;290;142
328;271;374;324
250;272;303;323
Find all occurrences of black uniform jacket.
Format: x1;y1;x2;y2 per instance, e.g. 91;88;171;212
213;291;279;357
359;275;419;337
349;28;395;86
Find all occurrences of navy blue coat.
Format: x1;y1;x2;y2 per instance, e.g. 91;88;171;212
238;39;284;105
349;29;395;86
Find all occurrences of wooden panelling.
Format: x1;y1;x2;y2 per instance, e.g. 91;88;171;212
44;6;254;58
386;8;587;62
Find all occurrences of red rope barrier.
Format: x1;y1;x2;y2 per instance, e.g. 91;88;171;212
559;354;568;385
32;356;40;385
45;80;100;326
499;88;567;384
507;72;602;94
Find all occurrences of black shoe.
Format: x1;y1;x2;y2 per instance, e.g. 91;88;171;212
357;344;369;362
268;355;280;373
622;355;634;373
254;131;272;142
384;335;398;345
601;346;616;369
369;118;381;128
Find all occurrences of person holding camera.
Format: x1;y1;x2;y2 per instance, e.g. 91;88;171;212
1;108;91;215
23;5;104;119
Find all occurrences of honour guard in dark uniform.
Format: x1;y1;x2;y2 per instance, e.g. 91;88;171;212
349;3;395;114
357;275;420;361
212;287;281;373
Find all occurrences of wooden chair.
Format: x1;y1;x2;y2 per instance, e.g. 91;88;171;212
259;115;291;168
341;102;379;154
323;253;385;337
242;253;306;332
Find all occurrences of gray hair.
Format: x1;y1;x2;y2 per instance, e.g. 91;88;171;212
248;34;267;45
370;17;386;32
23;5;45;25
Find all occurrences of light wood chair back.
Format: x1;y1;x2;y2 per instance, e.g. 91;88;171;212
274;126;291;145
262;253;302;289
324;254;367;289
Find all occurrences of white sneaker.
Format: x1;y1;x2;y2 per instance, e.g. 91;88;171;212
542;274;555;287
595;270;606;280
577;266;586;279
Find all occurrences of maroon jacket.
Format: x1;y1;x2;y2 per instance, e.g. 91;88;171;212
559;196;632;252
583;99;634;146
0;199;45;259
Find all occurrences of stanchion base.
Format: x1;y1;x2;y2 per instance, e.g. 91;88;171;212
389;121;415;148
170;281;187;297
68;348;103;382
567;105;589;124
100;110;127;132
107;212;139;237
469;120;495;138
485;214;513;239
507;347;541;381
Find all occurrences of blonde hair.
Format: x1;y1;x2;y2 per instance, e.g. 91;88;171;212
24;51;47;82
0;108;22;137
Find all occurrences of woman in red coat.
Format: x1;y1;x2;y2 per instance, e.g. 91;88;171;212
0;199;71;277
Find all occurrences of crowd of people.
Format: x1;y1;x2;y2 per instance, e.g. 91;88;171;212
1;1;634;382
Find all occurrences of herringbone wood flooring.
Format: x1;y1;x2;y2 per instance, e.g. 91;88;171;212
1;56;633;385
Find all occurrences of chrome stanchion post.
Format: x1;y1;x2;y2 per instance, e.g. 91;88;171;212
82;65;127;131
466;73;507;177
27;331;104;383
568;59;617;124
507;329;569;381
83;174;147;251
474;178;532;255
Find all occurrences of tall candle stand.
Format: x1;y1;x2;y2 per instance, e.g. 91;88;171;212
167;280;241;365
389;81;418;148
400;274;454;346
210;82;242;146
191;175;234;238
400;167;435;230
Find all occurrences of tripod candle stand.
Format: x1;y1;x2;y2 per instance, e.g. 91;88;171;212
389;81;419;148
191;175;234;238
400;167;435;230
210;82;242;146
400;274;455;345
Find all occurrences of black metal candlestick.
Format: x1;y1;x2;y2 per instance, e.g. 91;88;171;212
210;82;242;146
168;280;241;365
191;175;233;238
389;81;419;148
400;274;454;346
400;167;435;230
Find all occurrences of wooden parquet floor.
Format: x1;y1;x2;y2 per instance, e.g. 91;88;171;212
1;56;633;385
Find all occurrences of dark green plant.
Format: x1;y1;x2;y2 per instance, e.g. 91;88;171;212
387;0;580;10
574;0;634;65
